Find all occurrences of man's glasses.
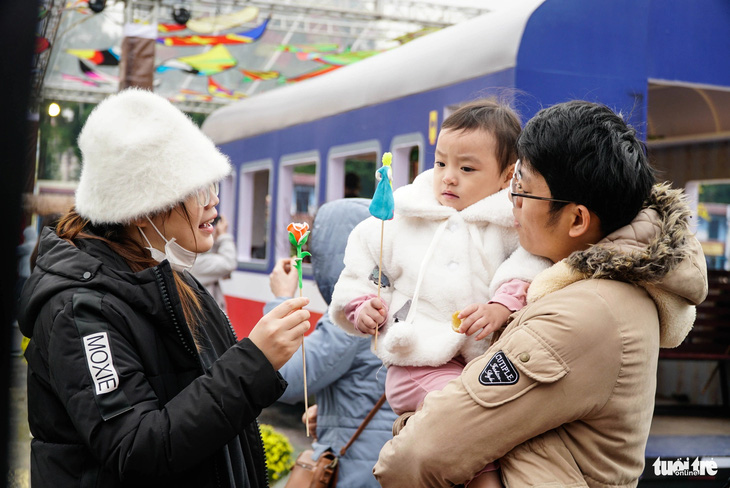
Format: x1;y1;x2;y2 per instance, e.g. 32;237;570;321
509;160;572;207
195;181;220;207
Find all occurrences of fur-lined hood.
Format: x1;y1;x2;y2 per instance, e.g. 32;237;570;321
527;183;708;347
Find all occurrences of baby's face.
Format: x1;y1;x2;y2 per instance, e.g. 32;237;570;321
432;128;512;211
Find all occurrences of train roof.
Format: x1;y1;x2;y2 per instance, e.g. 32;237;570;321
201;0;546;144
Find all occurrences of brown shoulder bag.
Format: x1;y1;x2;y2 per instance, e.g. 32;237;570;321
284;394;386;488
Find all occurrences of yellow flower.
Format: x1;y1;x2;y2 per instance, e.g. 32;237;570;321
260;424;294;481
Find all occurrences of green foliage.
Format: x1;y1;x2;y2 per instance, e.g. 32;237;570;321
185;111;208;127
38;100;95;181
35;102;207;183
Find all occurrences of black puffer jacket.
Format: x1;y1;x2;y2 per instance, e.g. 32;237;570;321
18;228;286;488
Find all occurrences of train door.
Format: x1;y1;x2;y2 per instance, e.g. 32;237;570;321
326;140;382;201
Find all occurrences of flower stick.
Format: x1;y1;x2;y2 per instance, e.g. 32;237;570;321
287;222;312;437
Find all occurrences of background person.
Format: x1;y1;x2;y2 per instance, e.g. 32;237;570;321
266;198;397;487
190;214;237;311
374;100;708;487
18;89;310;488
344;172;361;198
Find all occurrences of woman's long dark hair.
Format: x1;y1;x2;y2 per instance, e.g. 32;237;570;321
56;205;203;345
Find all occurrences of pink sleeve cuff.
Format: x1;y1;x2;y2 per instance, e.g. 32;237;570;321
345;294;389;333
488;279;530;312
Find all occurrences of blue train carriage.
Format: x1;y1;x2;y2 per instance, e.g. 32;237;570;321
202;0;730;331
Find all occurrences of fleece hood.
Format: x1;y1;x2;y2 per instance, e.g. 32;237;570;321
310;198;371;304
527;183;708;348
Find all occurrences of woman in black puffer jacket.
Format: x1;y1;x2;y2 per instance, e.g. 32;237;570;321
18;89;310;488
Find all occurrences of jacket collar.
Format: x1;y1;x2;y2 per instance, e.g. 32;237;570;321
527;184;708;348
19;228;177;337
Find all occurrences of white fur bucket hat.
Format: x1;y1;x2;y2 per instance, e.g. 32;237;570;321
75;88;231;224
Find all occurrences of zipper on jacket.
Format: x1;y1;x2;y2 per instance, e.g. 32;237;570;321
152;267;197;358
255;419;270;488
225;314;238;342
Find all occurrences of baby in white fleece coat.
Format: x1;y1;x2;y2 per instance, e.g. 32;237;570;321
330;100;550;486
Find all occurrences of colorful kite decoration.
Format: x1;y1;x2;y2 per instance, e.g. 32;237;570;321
157;17;270;47
64;0;88;10
186;6;259;34
77;60;118;84
278;43;340;56
303;50;381;66
369;152;395;349
168;89;214;103
240;69;280;82
285;64;342;83
393;26;441;44
66;48;120;66
287;222;312;437
61;73;101;87
157;44;237;76
207;77;247;100
158;23;187;33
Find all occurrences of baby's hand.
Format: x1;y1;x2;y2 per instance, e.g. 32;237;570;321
355;297;387;335
458;303;512;340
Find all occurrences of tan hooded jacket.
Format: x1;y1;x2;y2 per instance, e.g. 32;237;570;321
374;184;708;488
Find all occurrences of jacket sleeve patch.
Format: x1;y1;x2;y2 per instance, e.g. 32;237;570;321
463;328;569;407
82;332;120;395
73;289;132;421
478;351;519;385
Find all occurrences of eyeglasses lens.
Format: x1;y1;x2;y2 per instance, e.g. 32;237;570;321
196;182;219;207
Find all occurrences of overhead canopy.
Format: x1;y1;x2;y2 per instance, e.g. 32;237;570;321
202;0;545;143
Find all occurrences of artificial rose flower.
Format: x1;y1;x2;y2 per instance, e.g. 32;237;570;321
287;222;309;245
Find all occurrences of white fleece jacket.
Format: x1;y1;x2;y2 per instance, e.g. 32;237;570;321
330;169;550;367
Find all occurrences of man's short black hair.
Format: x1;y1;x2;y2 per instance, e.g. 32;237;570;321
517;100;656;235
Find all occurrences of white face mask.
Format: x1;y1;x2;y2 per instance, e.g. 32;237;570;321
138;218;197;273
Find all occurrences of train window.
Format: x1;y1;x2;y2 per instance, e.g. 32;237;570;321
685;179;730;271
237;162;272;267
277;153;319;262
326;140;382;201
391;133;425;186
344;155;376;199
408;147;420;183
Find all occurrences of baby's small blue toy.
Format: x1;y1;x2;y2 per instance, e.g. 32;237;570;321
369;152;394;220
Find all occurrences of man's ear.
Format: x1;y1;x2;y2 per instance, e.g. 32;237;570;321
567;205;593;238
